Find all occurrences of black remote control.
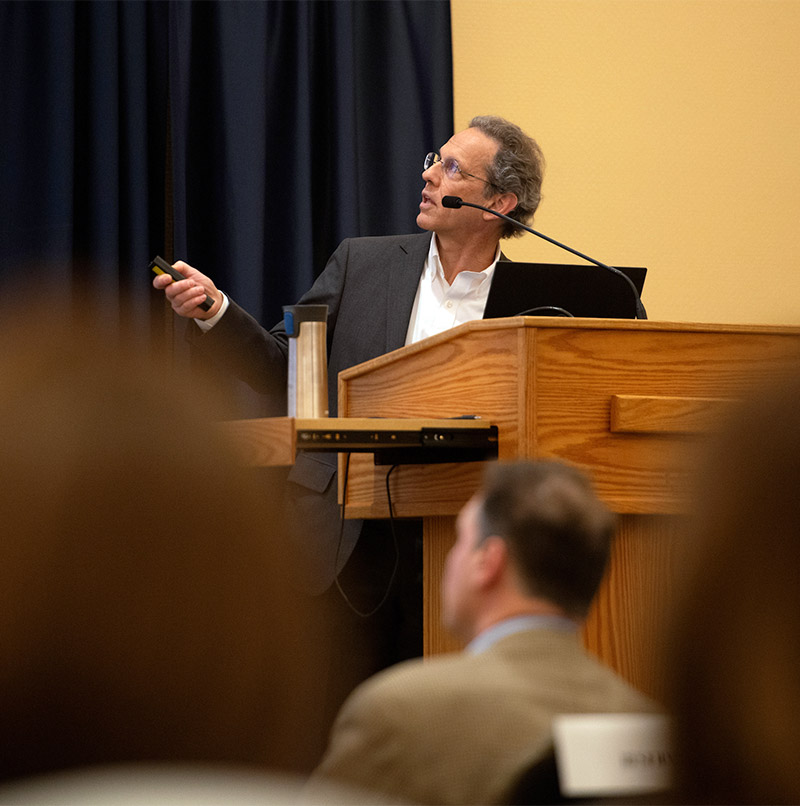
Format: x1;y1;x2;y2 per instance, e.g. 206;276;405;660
149;256;213;312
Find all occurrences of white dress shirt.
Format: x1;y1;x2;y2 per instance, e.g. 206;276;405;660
194;292;229;332
404;236;501;345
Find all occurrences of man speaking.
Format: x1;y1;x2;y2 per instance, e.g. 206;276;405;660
153;115;545;718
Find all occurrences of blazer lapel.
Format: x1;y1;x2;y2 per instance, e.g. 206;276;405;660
385;233;432;351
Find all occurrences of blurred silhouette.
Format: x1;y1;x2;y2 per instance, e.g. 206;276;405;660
0;291;331;795
666;377;800;804
310;460;657;805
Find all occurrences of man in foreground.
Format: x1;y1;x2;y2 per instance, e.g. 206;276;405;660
309;460;658;805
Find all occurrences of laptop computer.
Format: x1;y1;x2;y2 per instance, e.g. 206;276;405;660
482;262;647;320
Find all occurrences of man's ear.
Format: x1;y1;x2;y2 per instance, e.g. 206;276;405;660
475;535;509;588
483;192;518;219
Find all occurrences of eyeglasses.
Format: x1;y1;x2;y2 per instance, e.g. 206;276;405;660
423;152;498;190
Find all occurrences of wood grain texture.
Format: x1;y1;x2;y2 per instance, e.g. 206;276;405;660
339;324;528;517
581;515;683;700
217;417;296;466
423;516;462;656
340;317;800;516
610;394;735;434
531;323;800;514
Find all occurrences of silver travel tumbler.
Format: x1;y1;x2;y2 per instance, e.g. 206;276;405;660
283;304;329;418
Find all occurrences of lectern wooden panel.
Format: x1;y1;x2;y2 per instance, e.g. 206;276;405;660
337;317;800;698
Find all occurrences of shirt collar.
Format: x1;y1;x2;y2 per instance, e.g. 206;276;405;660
467;614;579;655
427;236;502;283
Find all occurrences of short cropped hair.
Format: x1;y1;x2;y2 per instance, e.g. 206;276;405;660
477;461;615;619
469;115;545;239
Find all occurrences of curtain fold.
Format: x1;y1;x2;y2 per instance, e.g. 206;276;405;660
168;0;453;326
0;1;169;340
1;0;453;349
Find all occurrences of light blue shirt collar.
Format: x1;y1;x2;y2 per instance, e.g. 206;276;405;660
467;614;579;655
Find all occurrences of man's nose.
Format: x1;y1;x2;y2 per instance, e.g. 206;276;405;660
422;163;440;183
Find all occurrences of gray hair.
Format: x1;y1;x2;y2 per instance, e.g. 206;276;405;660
469;115;545;239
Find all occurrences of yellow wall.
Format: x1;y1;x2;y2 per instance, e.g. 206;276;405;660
452;0;800;325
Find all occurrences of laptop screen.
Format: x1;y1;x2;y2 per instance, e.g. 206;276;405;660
482;262;647;320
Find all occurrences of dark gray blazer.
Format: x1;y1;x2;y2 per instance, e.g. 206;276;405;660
193;232;434;592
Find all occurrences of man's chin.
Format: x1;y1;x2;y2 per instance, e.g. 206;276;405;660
415;212;434;232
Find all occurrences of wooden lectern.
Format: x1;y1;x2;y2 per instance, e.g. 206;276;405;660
334;316;800;699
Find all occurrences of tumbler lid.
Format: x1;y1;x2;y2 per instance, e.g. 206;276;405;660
282;304;328;337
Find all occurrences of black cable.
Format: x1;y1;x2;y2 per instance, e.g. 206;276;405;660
514;306;574;317
333;456;400;618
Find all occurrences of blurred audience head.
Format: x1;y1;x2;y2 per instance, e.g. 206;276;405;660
0;293;324;783
443;460;616;641
667;377;800;804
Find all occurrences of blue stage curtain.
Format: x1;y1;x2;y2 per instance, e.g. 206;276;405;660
0;1;453;347
0;1;169;341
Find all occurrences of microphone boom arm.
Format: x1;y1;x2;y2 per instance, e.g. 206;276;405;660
443;196;647;320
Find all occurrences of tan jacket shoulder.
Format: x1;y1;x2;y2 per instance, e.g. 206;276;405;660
312;629;658;805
